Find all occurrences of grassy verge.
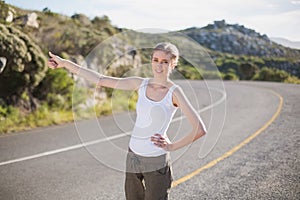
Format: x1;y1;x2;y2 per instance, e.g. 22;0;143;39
0;90;138;135
0;105;74;133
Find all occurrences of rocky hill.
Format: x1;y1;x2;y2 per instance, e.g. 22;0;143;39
180;20;300;78
181;20;300;58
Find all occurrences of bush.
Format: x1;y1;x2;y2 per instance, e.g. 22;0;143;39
223;72;239;80
176;64;202;80
33;68;74;109
253;67;300;83
238;63;259;80
0;24;47;108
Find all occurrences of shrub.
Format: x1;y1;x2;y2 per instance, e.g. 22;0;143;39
0;24;47;109
253;67;300;83
223;72;239;80
238;63;259;80
33;68;74;109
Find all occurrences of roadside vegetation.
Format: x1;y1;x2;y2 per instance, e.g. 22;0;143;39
0;2;299;134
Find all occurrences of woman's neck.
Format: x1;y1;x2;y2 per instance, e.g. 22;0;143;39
150;77;170;88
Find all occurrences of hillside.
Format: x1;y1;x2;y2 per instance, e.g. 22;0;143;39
270;37;300;50
0;2;143;133
179;20;300;79
0;2;142;111
181;20;300;58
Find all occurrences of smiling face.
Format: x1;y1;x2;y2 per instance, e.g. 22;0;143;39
151;50;176;79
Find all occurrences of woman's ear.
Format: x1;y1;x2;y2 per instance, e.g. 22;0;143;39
171;60;177;69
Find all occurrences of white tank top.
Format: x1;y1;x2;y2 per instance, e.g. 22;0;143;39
129;78;178;157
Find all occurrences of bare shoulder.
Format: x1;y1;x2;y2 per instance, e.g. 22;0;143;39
172;85;187;107
172;84;199;116
122;76;144;90
172;84;184;94
130;76;144;85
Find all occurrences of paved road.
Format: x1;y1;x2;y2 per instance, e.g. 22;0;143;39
0;81;299;200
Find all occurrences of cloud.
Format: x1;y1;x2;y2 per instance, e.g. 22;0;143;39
237;9;300;40
291;0;300;5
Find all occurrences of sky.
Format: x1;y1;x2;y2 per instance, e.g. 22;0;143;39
5;0;300;41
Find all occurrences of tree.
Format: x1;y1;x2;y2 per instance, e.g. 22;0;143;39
238;62;259;80
0;24;47;110
33;68;74;110
254;67;290;82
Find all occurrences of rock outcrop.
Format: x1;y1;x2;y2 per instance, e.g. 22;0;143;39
5;8;15;23
181;20;300;58
0;57;7;73
22;12;39;28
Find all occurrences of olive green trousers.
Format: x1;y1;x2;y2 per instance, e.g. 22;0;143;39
125;149;172;200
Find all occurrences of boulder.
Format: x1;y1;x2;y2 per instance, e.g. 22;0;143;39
5;8;15;23
23;12;39;28
0;57;7;74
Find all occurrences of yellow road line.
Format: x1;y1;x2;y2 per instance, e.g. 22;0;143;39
172;90;284;188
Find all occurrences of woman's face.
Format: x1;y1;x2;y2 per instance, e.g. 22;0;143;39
151;50;175;78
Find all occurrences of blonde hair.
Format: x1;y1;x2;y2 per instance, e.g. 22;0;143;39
152;42;179;66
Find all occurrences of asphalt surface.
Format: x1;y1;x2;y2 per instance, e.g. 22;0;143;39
0;81;299;200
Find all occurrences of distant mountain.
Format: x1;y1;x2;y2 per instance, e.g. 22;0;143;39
181;20;300;58
179;20;300;78
270;37;300;50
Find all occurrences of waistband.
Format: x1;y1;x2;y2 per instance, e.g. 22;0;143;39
128;148;170;163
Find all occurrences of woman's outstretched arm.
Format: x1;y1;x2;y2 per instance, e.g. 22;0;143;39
48;52;143;90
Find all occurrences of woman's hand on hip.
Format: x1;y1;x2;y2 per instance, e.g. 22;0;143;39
151;134;173;151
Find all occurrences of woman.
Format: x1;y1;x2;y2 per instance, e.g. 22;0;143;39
48;42;207;200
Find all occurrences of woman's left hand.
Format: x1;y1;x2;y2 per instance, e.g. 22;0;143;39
151;134;172;151
48;52;65;69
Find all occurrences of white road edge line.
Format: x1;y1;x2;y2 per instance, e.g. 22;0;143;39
0;87;226;166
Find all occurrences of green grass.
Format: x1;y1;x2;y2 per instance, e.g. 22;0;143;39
0;105;73;134
0;90;138;135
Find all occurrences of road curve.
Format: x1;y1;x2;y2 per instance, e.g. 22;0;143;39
0;81;299;200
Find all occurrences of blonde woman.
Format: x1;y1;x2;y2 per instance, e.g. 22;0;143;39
48;42;207;200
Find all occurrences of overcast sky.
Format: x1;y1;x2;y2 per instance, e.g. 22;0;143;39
5;0;300;41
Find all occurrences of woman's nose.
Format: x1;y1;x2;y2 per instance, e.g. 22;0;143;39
156;62;163;67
